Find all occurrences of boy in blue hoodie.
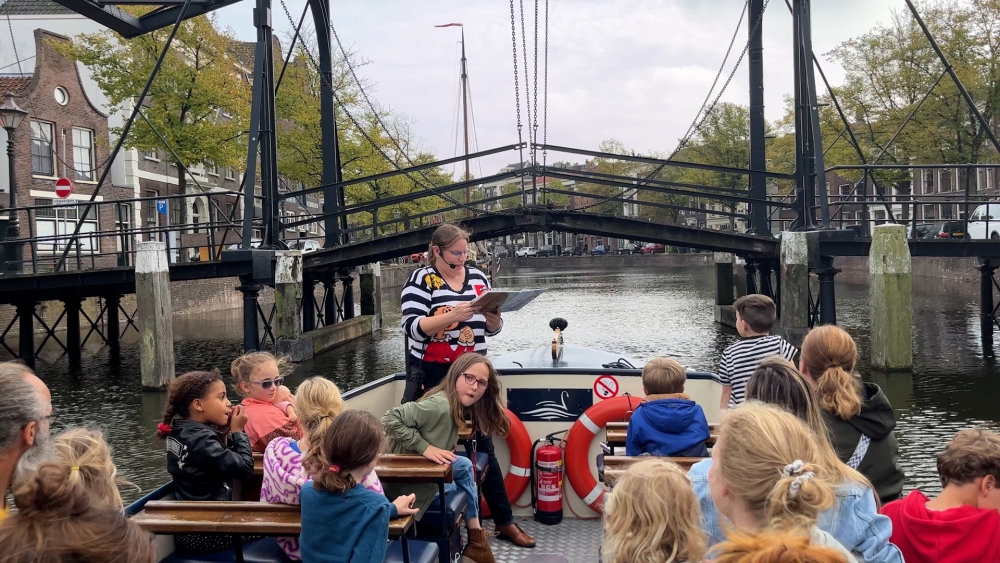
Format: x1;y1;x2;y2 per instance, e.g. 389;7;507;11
626;357;710;457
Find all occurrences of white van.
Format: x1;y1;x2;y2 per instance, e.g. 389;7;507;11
967;204;1000;240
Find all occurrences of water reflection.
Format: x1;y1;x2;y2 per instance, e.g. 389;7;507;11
13;266;1000;502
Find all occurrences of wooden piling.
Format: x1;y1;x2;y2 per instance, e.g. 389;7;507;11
779;231;817;346
713;252;735;306
869;224;912;371
136;241;175;389
274;250;303;341
360;262;382;332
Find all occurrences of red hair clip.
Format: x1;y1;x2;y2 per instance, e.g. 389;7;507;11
157;423;173;434
329;464;341;473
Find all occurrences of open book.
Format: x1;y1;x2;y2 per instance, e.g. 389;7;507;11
470;289;545;314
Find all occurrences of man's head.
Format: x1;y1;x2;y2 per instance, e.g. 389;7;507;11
641;357;686;395
0;362;53;490
938;428;1000;511
733;294;777;337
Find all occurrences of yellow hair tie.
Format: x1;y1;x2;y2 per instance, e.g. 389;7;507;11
70;466;79;471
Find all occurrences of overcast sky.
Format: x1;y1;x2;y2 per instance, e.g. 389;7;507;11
214;0;901;177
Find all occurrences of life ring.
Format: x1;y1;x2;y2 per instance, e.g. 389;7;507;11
565;395;633;513
479;408;532;518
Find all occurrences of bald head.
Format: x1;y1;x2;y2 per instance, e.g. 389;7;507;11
20;370;51;416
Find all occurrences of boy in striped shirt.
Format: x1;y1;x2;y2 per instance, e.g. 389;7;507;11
719;294;798;409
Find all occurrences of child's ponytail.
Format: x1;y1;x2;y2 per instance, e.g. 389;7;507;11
801;325;864;420
304;409;383;494
715;529;850;563
764;460;835;530
156;370;224;440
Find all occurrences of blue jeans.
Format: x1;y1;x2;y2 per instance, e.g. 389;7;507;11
443;454;478;520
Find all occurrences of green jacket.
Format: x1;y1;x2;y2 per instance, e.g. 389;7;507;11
381;392;459;519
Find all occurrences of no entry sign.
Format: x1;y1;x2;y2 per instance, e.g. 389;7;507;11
55;177;73;199
593;375;619;399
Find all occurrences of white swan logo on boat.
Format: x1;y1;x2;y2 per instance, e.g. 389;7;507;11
520;391;575;421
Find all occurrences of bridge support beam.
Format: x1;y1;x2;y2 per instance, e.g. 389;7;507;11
16;302;35;368
136;241;175;389
980;259;997;358
239;281;262;353
360;263;382;332
816;256;840;325
106;293;121;361
341;270;355;320
714;252;736;328
869;224;912;371
64;296;83;368
303;277;317;332
779;231;817;346
324;279;338;325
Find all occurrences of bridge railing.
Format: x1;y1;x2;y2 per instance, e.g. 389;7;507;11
818;163;1000;240
0;191;267;274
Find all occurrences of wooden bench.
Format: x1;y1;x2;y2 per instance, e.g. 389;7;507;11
605;421;718;450
132;500;413;537
251;453;454;483
602;456;706;487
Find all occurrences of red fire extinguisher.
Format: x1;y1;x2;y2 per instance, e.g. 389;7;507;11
532;432;565;525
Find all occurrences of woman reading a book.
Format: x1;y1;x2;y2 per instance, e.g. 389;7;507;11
399;223;537;549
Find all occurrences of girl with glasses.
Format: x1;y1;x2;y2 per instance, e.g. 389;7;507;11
382;353;510;563
230;351;302;452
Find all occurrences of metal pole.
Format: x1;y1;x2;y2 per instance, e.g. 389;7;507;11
310;0;345;248
816;255;839;325
748;0;768;236
461;28;471;200
4;128;22;272
981;261;996;358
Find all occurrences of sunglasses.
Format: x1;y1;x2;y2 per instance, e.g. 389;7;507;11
251;377;284;390
461;372;489;391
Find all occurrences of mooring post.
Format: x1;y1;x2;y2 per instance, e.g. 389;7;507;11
816;255;840;325
360;262;382;332
714;253;735;306
779;231;817;345
106;293;121;359
341;269;355;320
869;224;912;371
980;258;996;358
16;302;35;368
63;296;83;368
136;241;175;389
274;250;303;341
302;277;316;332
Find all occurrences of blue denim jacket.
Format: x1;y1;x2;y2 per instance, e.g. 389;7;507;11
688;459;902;563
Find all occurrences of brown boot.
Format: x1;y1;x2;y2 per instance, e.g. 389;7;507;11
462;527;496;563
494;522;536;548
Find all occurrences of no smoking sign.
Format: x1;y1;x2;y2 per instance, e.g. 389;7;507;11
593;375;619;399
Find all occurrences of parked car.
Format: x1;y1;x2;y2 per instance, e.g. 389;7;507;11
905;224;934;240
226;239;262;250
968;204;1000;240
495;247;510;258
591;245;611;255
642;243;666;254
287;239;321;253
929;221;968;239
537;245;559;257
561;246;582;256
409;252;426;263
515;247;537;257
618;243;642;255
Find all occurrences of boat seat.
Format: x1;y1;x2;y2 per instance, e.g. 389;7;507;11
421;489;467;527
384;540;439;563
160;537;292;563
456;450;489;485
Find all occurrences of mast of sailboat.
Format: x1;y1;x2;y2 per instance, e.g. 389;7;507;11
436;23;472;214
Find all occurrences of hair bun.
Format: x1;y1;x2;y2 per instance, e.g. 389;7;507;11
13;463;90;518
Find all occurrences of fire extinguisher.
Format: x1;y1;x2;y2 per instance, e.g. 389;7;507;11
531;431;566;525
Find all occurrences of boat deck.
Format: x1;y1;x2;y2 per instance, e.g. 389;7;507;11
486;517;602;563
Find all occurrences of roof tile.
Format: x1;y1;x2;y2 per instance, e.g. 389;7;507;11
0;0;77;16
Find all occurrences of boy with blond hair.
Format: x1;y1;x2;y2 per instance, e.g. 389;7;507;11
882;427;1000;562
626;357;710;457
719;294;797;410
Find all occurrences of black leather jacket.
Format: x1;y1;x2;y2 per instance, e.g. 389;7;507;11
165;418;254;501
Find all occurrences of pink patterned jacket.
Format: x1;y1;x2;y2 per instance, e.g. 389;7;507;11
260;436;384;560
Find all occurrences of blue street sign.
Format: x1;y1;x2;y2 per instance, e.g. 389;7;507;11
156;199;168;215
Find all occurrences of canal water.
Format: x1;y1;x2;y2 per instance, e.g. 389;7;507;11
21;266;1000;502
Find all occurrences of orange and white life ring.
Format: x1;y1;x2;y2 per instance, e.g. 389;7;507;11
564;395;633;513
480;408;533;517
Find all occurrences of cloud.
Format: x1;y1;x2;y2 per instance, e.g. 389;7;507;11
216;0;899;176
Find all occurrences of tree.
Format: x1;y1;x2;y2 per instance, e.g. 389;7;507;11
62;13;251;224
576;139;643;215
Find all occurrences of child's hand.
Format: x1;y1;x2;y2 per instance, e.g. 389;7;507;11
392;494;419;516
228;405;248;434
285;404;298;424
274;385;294;405
421;445;457;464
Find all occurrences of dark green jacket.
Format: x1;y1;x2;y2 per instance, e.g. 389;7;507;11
822;381;905;504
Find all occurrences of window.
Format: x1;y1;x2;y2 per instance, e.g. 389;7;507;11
142;150;159;161
939;169;953;192
225;202;235;220
923;204;937;220
225;167;236;180
72;128;95;181
30;120;54;176
170;197;181;226
205;161;218;176
53;87;68;106
941;204;953;220
874;210;887;223
115;203;132;253
839;184;851;198
33;198;99;253
922;170;934;194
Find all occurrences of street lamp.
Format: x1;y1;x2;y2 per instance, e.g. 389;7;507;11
0;92;28;273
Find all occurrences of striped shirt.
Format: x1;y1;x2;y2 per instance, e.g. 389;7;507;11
719;335;798;408
401;265;502;364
